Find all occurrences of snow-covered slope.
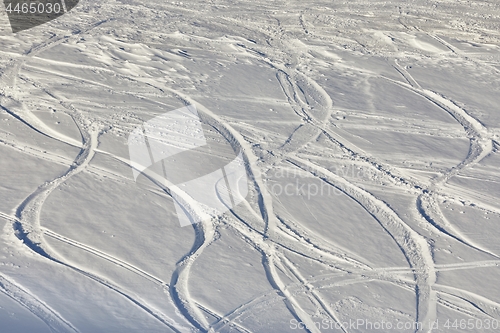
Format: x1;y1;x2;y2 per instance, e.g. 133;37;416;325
0;0;499;332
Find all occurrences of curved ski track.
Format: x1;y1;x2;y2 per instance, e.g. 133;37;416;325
0;2;499;333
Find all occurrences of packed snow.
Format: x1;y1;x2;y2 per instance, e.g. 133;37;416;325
0;0;499;332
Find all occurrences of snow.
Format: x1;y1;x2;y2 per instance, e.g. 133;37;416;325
0;0;499;332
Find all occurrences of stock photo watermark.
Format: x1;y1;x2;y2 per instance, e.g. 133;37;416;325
267;164;375;200
3;0;79;32
128;104;249;227
127;105;378;226
290;318;500;331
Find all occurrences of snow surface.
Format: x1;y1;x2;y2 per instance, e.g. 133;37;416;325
0;0;500;332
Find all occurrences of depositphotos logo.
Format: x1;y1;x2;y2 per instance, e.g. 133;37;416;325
128;105;248;227
3;0;79;33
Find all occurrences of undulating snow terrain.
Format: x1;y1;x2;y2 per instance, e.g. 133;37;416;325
1;1;500;332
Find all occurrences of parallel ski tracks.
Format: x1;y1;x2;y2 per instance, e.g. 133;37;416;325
0;273;80;333
1;5;499;332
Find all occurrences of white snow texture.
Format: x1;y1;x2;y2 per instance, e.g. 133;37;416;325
0;0;500;332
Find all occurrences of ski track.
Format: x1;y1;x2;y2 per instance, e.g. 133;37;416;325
434;285;500;320
5;118;190;332
215;16;440;331
191;19;378;331
382;74;500;259
1;2;499;332
287;155;437;332
42;228;166;286
0;273;80;333
169;217;216;332
181;97;322;332
279;254;348;333
212;259;500;331
0;19;192;331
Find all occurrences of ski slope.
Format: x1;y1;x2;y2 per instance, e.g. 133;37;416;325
0;0;499;332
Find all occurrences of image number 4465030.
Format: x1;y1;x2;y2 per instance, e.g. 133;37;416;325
3;0;79;33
